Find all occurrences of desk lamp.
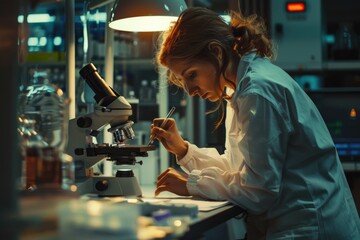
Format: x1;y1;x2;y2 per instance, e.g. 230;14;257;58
106;0;187;185
108;0;187;32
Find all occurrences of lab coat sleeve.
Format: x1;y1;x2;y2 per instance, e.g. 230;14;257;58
177;142;233;172
179;94;290;214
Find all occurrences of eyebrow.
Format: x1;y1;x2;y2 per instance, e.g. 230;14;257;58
181;66;192;77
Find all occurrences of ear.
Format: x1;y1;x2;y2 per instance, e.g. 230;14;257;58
208;42;223;63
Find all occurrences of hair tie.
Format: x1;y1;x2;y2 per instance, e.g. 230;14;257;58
232;26;246;37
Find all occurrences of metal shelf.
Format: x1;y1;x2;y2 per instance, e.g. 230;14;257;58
283;60;360;72
94;58;156;72
19;61;66;67
342;162;360;172
323;61;360;71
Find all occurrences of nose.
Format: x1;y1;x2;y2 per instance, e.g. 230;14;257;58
188;86;199;97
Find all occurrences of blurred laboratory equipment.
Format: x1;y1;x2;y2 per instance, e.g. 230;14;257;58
59;200;139;240
150;80;158;102
333;22;359;60
17;71;74;192
294;75;323;90
270;0;323;70
139;79;150;102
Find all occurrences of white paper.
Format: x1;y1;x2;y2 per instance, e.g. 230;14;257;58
140;197;229;212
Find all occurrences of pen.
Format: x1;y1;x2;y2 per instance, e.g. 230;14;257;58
148;106;176;145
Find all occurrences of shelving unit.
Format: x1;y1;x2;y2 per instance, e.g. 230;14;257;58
323;61;360;71
17;0;183;180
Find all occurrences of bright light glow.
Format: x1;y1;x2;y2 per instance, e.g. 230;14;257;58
28;37;38;46
92;11;107;23
56;88;64;96
220;15;231;24
325;34;335;44
18;14;56;23
286;2;306;12
39;37;47;46
86;200;102;216
80;12;107;23
109;16;179;32
127;199;138;204
18;15;24;23
53;36;62;46
70;185;78;192
80;14;89;55
173;219;183;227
350;108;357;118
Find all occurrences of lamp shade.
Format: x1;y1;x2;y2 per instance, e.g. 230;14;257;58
108;0;187;32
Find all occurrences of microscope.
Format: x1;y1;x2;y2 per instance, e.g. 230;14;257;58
67;63;155;196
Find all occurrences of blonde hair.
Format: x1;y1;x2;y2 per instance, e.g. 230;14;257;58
156;7;273;128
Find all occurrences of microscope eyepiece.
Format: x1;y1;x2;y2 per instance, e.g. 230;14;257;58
79;63;118;107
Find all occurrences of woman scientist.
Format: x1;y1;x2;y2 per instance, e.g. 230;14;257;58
150;7;360;239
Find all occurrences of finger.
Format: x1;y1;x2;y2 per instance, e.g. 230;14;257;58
157;168;171;181
158;170;182;187
153;127;171;140
153;118;175;130
156;176;165;187
153;118;166;127
161;118;175;130
165;118;175;128
152;126;164;135
155;185;167;196
157;173;169;187
157;168;178;187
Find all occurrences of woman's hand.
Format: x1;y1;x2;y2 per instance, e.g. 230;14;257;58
150;118;188;158
155;168;190;196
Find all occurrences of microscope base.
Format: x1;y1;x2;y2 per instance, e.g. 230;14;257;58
76;176;142;197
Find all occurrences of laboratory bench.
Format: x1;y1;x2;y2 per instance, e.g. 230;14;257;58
141;185;245;239
17;184;245;240
140;185;245;239
178;204;244;240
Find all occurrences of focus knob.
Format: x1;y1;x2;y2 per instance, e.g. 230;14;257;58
77;116;92;128
95;180;109;191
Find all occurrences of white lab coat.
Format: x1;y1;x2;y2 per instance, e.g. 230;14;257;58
178;52;360;239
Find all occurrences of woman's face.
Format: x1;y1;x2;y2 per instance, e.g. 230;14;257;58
168;59;223;102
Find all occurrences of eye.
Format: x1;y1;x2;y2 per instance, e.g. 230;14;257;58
187;71;197;81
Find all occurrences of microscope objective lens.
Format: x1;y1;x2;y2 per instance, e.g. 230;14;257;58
113;130;125;143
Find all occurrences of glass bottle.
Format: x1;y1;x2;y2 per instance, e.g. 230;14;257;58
139;79;150;102
333;22;359;60
17;72;75;193
149;80;158;104
18;117;46;190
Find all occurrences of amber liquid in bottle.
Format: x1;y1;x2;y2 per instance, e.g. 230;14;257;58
25;146;62;190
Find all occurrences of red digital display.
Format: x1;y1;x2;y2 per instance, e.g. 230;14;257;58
286;2;306;12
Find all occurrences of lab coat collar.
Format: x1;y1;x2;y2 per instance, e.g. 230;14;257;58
236;51;257;82
229;51;257;106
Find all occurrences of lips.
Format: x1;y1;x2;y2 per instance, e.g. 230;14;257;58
200;93;208;99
